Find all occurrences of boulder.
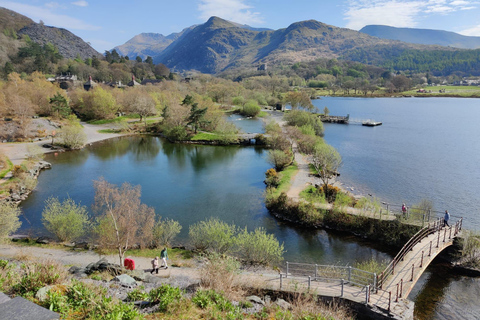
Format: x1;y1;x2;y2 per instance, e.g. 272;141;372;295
246;295;265;306
274;298;291;310
112;274;137;288
129;270;147;282
35;286;54;302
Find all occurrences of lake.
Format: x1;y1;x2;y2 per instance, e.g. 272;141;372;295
316;97;480;231
314;96;480;320
19;135;390;266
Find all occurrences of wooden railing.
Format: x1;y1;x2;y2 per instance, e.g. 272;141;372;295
377;217;463;289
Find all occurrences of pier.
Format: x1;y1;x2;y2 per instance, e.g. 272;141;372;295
319;114;349;124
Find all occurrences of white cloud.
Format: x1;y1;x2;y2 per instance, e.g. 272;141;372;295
45;2;65;10
459;24;480;36
197;0;263;25
72;1;88;7
344;0;478;30
0;1;99;31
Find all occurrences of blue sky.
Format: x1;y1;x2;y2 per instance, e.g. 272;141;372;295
1;0;479;52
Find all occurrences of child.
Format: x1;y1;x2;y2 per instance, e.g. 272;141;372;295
151;256;159;274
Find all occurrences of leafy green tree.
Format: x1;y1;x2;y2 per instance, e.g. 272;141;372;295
187;103;208;134
234;227;284;266
57;118;87;149
145;56;153;65
268;150;292;171
310;143;342;195
49;93;70;118
0;203;21;239
153;218;182;247
241;100;261;117
284;91;313;110
42;197;90;242
189;218;237;254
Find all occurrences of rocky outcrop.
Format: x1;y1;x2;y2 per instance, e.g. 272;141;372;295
5;161;51;204
18;23;101;60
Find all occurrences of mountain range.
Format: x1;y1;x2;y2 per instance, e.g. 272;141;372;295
360;25;480;49
117;16;450;74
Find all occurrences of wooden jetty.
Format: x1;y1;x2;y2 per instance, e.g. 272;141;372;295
320;114;349;124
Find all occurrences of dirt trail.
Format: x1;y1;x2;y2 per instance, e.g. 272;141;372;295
0;243;279;288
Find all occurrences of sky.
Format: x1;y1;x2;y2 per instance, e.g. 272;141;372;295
1;0;479;53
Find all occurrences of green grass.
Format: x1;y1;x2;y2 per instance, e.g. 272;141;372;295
300;185;326;203
403;85;480;97
257;111;269;117
308;163;319;176
191;132;223;141
97;129;122;134
87;117;128;125
0;157;13;179
272;164;298;197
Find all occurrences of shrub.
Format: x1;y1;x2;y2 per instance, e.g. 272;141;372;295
149;284;183;312
319;184;341;203
189;218;237;253
0;203;22;239
164;125;188;141
283;110;324;136
152;218;182;247
264;168;280;188
42;197;90;242
353;258;388;275
234;227;284;266
334;192;354;211
241;100;261;117
13;260;68;297
126;288;149;301
267;149;292;171
199;252;240;295
192;289;236;312
58;122;87;149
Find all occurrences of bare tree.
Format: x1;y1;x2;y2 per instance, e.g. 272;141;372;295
310;144;342;197
122;89;157;126
93;178;155;266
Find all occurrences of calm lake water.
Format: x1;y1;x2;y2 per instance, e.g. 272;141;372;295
19;135;390;266
316;97;480;231
314;96;480;320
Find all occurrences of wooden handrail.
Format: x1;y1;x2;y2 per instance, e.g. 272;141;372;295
377;218;462;289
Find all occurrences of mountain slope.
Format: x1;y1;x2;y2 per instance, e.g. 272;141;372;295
360;25;480;49
153;17;438;74
17;23;101;60
0;6;101;62
114;27;196;60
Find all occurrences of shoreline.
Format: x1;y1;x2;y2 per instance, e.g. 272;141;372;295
0;121;131;167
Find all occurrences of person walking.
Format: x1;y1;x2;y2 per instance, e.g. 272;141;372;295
402;203;407;217
150;256;159;274
160;247;168;269
444;210;450;227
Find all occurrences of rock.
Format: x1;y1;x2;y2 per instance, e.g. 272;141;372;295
274;298;291;310
10;235;30;242
112;274;137;288
129;270;147;282
144;274;163;284
35;286;53;302
246;295;265;306
0;296;60;320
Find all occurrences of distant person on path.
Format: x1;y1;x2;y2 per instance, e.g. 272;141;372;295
160;247;168;269
444;210;450;227
150;256;159;274
402;203;407;216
